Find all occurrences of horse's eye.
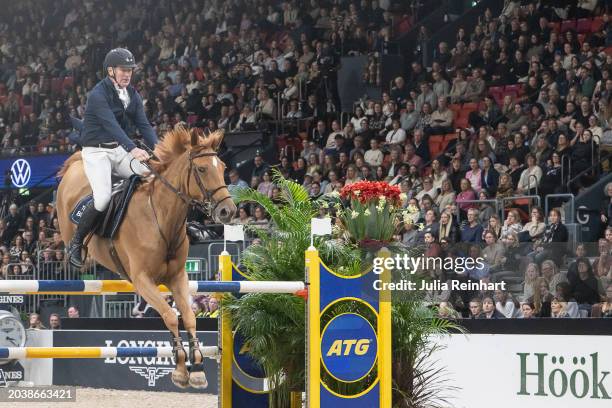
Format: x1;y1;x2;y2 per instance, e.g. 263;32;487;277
197;166;206;172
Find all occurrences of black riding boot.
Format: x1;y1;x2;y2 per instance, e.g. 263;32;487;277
67;202;102;269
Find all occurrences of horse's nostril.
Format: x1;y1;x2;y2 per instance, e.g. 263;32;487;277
219;208;228;216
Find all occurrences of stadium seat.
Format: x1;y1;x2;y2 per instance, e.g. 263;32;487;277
462;102;478;112
50;78;63;95
576;18;591;33
561;19;576;33
429;135;444;153
591;16;604;32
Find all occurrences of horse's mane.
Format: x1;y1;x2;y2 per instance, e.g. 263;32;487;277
149;126;224;173
56;126;224;177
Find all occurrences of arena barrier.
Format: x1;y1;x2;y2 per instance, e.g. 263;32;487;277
220;248;391;408
0;248;390;407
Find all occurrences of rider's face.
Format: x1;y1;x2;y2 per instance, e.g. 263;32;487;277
110;67;133;88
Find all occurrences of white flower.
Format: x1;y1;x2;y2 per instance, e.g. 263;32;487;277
417;223;425;231
329;191;340;198
364;209;371;216
351;210;359;219
334;202;342;209
399;193;407;201
354;190;361;196
407;204;419;214
378;195;386;203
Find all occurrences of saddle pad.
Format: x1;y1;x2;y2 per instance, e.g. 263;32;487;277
70;175;142;239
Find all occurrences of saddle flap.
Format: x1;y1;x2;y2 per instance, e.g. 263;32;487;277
70;175;142;239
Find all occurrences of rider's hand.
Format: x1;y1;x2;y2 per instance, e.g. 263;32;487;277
130;147;150;162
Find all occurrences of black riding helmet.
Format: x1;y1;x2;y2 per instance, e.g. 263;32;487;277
103;48;137;71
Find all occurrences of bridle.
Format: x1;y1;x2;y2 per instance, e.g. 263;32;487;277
137;145;233;261
137;145;232;216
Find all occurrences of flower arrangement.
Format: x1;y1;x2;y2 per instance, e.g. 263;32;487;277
336;181;405;247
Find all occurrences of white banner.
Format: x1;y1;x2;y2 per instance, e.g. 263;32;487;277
433;334;612;408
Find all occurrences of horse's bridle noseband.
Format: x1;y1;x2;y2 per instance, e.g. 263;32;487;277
187;148;233;215
142;146;232;217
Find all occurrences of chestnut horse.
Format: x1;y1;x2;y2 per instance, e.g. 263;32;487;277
56;127;236;388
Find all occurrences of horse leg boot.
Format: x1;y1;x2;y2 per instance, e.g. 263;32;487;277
67;201;102;269
187;332;207;388
168;276;207;388
131;275;190;388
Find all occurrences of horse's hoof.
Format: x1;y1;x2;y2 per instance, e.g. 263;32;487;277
189;371;208;389
172;368;190;389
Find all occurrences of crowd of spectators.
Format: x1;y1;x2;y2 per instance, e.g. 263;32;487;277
1;0;612;319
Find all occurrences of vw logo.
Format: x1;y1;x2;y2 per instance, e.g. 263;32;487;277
10;159;31;188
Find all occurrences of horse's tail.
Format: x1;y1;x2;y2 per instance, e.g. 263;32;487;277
57;151;82;177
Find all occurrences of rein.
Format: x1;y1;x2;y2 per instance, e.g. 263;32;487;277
136;144;232;260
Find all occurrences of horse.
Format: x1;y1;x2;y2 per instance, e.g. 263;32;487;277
56;127;236;388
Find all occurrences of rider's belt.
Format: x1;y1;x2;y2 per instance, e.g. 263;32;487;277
84;142;120;149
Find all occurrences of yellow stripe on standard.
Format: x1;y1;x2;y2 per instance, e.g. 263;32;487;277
25;347;103;359
220;252;233;408
305;247;320;408
377;248;392;408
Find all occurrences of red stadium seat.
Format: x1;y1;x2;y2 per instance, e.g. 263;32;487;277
51;78;63;95
576;18;591;34
591;16;604;32
428;135;444;158
488;86;504;95
504;84;522;94
561;19;576;33
462;102;478;112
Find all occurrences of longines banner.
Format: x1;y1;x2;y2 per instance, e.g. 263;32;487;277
52;330;218;393
0;154;68;189
434;334;612;408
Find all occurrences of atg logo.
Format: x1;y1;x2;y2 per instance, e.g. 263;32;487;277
321;313;377;382
10;159;31;188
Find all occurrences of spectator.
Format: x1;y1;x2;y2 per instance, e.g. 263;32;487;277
532;209;568;266
467;297;483;319
478;295;505;319
460;208;483;243
28;313;45;329
494;290;518;318
48;313;61;330
67;306;80;318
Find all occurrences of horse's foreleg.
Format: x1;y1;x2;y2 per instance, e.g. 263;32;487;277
132;273;189;388
168;271;208;389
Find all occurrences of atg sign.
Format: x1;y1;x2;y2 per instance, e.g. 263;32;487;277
321;313;377;382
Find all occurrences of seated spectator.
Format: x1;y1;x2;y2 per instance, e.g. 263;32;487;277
232;206;253;225
520;207;546;243
570;257;604;311
495;290;518;318
67;306;80;318
456;179;477;217
467;297;483;319
460;208;483;243
416;178;438;202
49;313;61;330
28;313;45;329
364;139;384;167
516;153;542;195
550;296;571;318
520;302;537;319
427;97;454;135
465;159;483;193
400;100;418;133
595;286;612;318
438;210;460;244
478;294;505;319
464;69;485;102
436;179;456;210
521;263;540;302
257;171;275;198
532;209;569;266
483;229;505;272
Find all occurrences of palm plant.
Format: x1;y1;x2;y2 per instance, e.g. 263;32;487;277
224;170;360;407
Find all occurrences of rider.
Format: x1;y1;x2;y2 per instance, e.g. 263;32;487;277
67;48;158;269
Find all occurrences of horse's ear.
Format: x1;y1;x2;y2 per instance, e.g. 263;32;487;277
210;129;224;151
190;128;201;146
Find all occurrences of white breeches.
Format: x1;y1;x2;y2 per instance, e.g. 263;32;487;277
81;146;149;211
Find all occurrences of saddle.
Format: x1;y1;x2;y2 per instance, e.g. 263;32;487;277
70;175;142;239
